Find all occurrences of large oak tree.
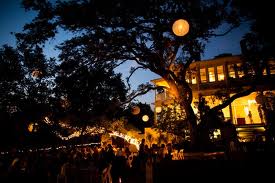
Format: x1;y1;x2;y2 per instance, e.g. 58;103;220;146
0;43;127;147
16;0;258;147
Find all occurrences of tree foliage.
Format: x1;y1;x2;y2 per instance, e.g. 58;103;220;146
231;1;275;141
52;58;127;129
124;102;154;133
0;43;127;147
156;100;188;139
18;0;271;147
0;45;55;147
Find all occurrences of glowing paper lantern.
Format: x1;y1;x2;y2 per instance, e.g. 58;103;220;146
155;106;162;113
142;115;149;122
131;106;140;115
172;19;189;37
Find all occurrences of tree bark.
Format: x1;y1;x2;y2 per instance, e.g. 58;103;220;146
166;79;199;149
181;99;198;149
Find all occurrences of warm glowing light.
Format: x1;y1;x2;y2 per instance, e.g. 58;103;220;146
248;99;256;106
191;76;197;84
109;131;140;150
208;67;215;82
42;117;105;140
28;123;34;132
142;115;149;122
44;117;53;125
217;66;224;81
42;116;140;150
213;129;221;138
218;74;225;81
175;105;182;113
54;125;105;140
28;123;39;132
155;106;162;113
131;106;140;115
172;19;189;36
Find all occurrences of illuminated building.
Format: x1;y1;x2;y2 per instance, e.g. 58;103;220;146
151;54;275;141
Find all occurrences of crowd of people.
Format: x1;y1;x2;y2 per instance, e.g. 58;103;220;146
0;141;183;183
3;121;265;182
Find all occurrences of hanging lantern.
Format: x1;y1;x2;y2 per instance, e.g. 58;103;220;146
155;106;162;113
142;115;149;122
172;19;189;37
131;106;140;115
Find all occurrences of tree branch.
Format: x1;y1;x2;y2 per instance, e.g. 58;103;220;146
211;86;256;112
126;66;145;90
208;25;238;37
113;60;128;69
122;85;167;105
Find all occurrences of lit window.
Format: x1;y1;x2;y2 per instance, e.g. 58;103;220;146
228;64;236;78
208;67;215;82
246;64;255;75
263;68;267;75
269;60;275;75
191;70;197;84
237;63;244;78
200;68;207;83
156;88;165;101
217;65;224;81
185;70;190;83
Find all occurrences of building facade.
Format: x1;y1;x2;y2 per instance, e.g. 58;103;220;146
151;55;275;141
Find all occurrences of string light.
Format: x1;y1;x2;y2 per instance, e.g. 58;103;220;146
109;131;140;150
42;116;140;150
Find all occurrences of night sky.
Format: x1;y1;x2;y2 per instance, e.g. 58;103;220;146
0;0;251;106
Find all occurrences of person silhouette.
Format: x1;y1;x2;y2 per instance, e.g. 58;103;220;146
221;119;239;159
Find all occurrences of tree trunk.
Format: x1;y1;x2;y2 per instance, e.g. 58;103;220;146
181;99;198;149
166;79;199;149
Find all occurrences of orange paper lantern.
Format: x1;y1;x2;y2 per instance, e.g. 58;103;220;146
172;19;189;37
131;106;140;115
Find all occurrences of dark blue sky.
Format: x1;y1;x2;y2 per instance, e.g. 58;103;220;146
0;1;35;45
0;0;250;106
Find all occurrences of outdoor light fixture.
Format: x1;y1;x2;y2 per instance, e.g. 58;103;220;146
142;115;149;122
172;19;189;36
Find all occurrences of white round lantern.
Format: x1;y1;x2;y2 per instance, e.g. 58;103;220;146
155;106;162;113
142;115;149;122
172;19;189;37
